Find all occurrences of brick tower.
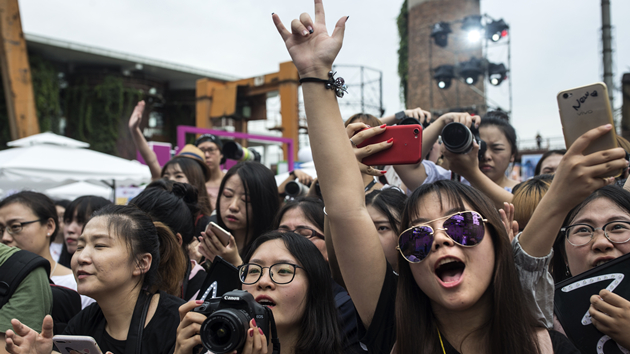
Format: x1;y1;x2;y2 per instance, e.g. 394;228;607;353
407;0;486;115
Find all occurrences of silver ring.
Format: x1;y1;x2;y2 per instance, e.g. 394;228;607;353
349;138;357;147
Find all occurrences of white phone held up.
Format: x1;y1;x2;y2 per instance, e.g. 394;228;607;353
205;221;231;247
53;335;103;354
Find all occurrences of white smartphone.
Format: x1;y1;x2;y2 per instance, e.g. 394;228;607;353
53;335;103;354
205;221;231;247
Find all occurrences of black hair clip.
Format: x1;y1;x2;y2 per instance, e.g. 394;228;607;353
299;71;348;98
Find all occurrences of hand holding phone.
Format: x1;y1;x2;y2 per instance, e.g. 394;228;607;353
53;335;103;354
355;125;422;166
204;222;231;247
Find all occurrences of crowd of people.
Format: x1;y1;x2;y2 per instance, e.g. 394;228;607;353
1;1;630;353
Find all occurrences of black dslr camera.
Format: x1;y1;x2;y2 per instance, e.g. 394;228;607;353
441;122;487;161
194;290;276;354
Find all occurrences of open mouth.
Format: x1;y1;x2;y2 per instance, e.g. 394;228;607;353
256;298;276;308
435;258;465;284
595;259;613;267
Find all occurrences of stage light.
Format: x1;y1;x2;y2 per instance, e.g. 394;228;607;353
431;22;452;48
487;62;507;86
433;65;455;89
459;57;483;85
461;15;483;43
485;19;509;42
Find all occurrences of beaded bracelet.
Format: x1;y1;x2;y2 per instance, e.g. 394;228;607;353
299;71;348;98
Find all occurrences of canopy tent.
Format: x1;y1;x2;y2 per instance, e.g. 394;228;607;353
44;181;113;201
0;132;151;198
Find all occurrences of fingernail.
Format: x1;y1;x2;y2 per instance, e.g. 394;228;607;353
381;171;387;174
471;113;475;116
308;26;314;34
196;300;204;304
346;16;350;22
302;30;309;36
271;12;274;15
252;318;257;327
259;328;264;335
605;124;612;128
249;329;254;337
387;138;394;143
380;124;387;128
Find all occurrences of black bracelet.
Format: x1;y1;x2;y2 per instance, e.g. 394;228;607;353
299;71;348;98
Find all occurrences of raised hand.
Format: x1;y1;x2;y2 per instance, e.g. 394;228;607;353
198;230;242;267
272;0;347;78
4;316;54;354
499;202;519;242
128;101;146;133
174;300;206;354
346;122;392;176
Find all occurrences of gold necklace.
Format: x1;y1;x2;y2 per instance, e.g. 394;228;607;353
437;328;446;354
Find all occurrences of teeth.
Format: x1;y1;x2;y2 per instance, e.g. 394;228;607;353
596;260;610;267
437;257;459;268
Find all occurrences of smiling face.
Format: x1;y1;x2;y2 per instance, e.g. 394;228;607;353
408;192;495;313
367;205;399;270
71;216;147;299
279;207;327;261
242;239;308;331
219;174;253;236
564;197;630;276
0;202;53;255
163;163;190;184
478;125;514;183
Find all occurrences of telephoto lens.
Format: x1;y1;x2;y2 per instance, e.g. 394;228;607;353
285;181;310;197
441;122;474;154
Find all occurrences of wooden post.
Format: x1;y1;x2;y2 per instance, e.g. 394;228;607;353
0;0;39;139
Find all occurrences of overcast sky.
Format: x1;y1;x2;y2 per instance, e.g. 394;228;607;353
19;0;630;150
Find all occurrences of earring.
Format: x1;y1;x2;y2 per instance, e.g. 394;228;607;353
565;264;571;277
47;233;50;236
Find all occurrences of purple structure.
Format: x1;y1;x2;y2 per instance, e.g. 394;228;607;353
176;125;295;170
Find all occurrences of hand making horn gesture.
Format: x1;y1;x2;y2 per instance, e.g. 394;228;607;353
272;0;348;79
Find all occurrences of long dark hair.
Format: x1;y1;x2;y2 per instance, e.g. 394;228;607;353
273;197;325;231
534;149;566;176
242;231;343;354
395;180;540;354
91;204;186;295
161;157;212;215
552;185;630;282
216;161;279;256
365;188;407;236
479;112;518;158
0;191;59;245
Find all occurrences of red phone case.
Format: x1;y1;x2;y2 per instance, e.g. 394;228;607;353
356;125;423;166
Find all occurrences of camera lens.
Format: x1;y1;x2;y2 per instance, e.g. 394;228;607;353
563;93;569;99
413;128;420;135
200;309;251;354
441;122;473;154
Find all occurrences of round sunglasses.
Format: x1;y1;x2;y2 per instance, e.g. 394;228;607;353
397;211;487;263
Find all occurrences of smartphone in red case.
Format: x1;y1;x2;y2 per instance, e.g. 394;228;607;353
356;124;423;166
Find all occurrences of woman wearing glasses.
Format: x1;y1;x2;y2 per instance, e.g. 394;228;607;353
270;1;579;353
175;231;343;354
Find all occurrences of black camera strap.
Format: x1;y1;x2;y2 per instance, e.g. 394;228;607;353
266;307;281;354
124;290;153;354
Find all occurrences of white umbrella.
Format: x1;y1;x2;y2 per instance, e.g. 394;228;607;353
0;132;151;197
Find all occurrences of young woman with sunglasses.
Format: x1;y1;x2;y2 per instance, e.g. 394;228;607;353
271;2;579;353
175;231;343;354
5;204;185;354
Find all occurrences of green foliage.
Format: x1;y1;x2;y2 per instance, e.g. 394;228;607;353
30;54;61;133
397;0;409;106
64;76;142;155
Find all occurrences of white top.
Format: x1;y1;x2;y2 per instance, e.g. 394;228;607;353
49;243;62;262
51;273;96;309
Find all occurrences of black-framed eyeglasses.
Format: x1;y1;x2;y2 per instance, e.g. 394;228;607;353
0;219;43;236
562;221;630;247
199;146;220;154
238;263;304;285
278;226;324;240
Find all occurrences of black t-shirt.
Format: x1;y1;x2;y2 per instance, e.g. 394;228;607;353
63;291;185;354
331;279;362;354
356;262;398;354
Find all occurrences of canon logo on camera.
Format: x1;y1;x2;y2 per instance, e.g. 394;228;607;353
224;296;240;301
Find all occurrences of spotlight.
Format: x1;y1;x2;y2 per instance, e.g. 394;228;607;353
487;63;507;86
459;57;483;85
461;15;484;43
485;19;509;42
433;65;455;89
430;22;452;48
